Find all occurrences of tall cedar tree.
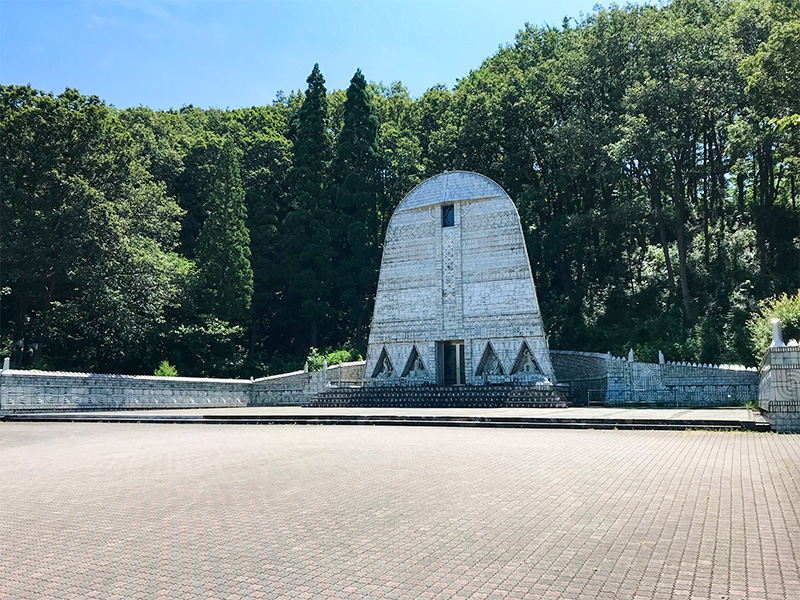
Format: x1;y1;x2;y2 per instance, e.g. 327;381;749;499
237;107;292;355
195;138;254;323
281;64;334;348
330;69;384;344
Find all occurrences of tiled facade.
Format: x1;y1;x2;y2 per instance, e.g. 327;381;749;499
759;344;800;432
552;350;759;407
365;171;555;386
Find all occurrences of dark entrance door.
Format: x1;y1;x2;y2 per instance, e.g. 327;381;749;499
440;341;465;385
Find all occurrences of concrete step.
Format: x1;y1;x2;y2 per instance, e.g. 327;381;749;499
309;385;570;409
0;412;770;431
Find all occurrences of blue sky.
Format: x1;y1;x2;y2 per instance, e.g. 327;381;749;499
2;0;608;110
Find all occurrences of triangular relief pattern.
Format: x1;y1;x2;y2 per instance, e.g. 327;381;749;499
401;346;428;378
510;341;542;376
475;342;505;376
371;347;396;379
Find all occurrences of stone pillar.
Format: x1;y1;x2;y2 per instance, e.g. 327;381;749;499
771;318;786;347
759;320;800;432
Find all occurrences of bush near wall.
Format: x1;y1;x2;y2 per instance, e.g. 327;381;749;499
747;291;800;360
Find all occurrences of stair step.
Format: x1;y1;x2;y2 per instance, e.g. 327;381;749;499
308;385;569;409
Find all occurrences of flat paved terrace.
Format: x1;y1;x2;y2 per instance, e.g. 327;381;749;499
2;423;798;600
1;406;770;431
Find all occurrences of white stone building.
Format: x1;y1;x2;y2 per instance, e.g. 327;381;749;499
365;171;556;386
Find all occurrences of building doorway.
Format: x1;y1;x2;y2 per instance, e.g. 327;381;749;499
438;341;465;385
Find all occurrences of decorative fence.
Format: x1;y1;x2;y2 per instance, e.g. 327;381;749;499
551;350;759;407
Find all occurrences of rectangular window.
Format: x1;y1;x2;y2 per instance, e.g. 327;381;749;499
442;204;454;227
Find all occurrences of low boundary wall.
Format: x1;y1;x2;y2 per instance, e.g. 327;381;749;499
552;350;758;407
250;361;365;406
0;361;367;412
3;352;775;414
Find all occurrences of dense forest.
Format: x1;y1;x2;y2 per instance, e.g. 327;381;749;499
2;0;799;376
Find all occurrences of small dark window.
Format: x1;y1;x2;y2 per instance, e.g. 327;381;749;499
442;204;454;227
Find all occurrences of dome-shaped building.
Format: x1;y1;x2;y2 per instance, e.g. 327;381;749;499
365;171;555;387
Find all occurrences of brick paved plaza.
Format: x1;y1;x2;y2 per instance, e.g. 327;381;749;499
1;423;799;600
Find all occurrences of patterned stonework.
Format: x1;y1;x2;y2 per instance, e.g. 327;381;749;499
365;171;555;386
0;363;368;410
759;346;800;432
550;350;759;407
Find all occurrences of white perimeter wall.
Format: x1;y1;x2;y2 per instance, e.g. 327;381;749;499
0;362;366;411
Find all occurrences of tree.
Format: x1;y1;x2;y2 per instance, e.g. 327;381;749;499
154;360;178;376
195;137;253;323
280;64;335;349
232;106;292;356
330;69;385;344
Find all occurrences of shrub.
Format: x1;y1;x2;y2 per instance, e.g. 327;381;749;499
305;346;362;371
742;399;760;411
154;360;178;377
746;290;800;360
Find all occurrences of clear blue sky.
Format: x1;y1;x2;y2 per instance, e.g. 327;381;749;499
2;0;607;110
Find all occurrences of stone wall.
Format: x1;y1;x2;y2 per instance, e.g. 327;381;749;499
250;362;365;406
0;370;251;411
550;351;607;405
552;350;758;406
0;361;367;412
759;346;800;433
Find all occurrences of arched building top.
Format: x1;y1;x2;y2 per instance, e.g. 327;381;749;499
365;171;555;387
394;170;513;214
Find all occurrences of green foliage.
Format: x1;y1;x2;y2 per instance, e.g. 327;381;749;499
747;291;800;360
280;64;336;349
330;69;385;345
2;0;800;376
195;138;253;323
742;19;800;118
0;85;186;372
154;360;178;377
305;346;362;371
743;398;760;411
170;317;245;377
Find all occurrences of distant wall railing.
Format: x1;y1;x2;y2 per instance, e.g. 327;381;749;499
551;349;758;406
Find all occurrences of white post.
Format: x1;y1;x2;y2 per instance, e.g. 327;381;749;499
2;357;9;371
628;348;634;362
658;350;665;364
771;318;785;348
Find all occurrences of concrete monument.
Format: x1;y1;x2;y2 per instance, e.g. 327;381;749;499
364;171;555;386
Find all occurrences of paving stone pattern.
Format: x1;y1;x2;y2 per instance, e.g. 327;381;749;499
1;424;799;600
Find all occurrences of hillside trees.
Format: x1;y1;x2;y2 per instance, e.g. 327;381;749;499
236;106;292;356
441;0;799;363
0;85;186;371
2;0;799;374
195;138;253;323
